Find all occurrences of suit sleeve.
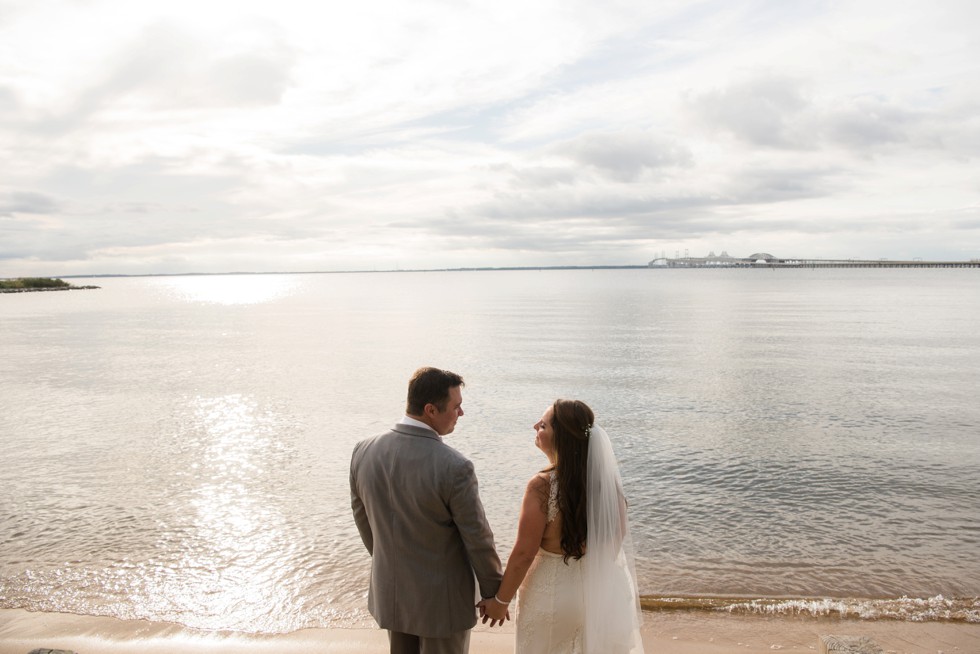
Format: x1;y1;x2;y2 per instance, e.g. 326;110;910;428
350;448;373;555
450;459;503;599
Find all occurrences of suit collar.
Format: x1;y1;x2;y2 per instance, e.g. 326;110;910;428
399;415;437;433
393;423;443;441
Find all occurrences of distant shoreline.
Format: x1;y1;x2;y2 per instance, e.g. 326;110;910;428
27;266;652;279
0;277;100;293
16;261;980;279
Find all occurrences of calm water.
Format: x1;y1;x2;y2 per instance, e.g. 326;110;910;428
1;269;979;630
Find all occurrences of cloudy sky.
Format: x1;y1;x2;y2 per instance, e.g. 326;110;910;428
1;0;978;275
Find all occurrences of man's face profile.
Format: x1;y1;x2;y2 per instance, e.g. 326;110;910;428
429;385;464;435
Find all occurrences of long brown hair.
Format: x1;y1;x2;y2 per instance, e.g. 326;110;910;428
551;398;594;562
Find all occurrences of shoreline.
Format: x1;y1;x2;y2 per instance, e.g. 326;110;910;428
1;609;977;654
639;593;980;623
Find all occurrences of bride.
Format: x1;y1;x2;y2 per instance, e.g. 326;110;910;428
478;399;644;654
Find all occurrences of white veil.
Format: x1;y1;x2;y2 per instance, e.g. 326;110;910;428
582;425;644;654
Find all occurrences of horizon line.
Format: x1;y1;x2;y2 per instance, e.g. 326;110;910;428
10;265;651;279
6;257;980;279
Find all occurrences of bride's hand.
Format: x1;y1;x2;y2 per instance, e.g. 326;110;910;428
478;597;510;627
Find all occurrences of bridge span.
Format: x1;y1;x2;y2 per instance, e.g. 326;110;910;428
648;256;980;269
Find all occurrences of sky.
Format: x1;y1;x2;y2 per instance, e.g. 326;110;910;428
1;0;979;275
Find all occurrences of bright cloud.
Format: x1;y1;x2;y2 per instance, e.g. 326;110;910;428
1;0;978;275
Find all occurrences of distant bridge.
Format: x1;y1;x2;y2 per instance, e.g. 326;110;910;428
648;255;980;269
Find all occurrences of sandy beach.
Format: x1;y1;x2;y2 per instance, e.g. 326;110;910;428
1;608;978;654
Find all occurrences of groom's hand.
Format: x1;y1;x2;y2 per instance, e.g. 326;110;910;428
477;597;510;627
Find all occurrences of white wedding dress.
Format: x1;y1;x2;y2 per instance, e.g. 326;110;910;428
515;473;586;653
515;467;643;654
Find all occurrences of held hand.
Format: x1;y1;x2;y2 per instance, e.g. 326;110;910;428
479;596;510;627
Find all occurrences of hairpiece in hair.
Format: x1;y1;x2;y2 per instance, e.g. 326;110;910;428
584;424;592;438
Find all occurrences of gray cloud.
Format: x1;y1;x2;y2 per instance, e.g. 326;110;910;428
552;131;693;181
690;75;810;148
0;85;18;116
724;165;849;204
473;190;710;222
472;158;846;228
414;207;743;253
401;157;862;256
0;190;60;216
23;21;295;136
824;98;912;148
950;206;980;230
210;51;294;106
488;164;579;189
120;22;294;109
689;75;978;161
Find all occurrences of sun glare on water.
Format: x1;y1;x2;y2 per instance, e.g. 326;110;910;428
154;274;300;305
152;393;301;632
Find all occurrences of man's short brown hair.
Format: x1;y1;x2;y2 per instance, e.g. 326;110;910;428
406;367;464;415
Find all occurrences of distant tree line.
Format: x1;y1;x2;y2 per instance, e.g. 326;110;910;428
0;277;72;289
0;277;99;292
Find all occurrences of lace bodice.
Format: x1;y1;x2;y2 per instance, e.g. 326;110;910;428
546;471;558;523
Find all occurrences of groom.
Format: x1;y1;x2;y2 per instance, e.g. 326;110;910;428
350;367;504;654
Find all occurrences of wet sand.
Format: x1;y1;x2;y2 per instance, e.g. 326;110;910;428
1;608;978;654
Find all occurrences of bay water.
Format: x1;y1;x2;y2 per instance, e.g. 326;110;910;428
2;269;978;631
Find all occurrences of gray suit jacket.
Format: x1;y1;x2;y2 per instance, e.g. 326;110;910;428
350;423;503;638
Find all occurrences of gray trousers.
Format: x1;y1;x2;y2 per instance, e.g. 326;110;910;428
388;629;471;654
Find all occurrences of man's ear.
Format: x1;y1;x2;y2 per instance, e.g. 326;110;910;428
423;402;438;418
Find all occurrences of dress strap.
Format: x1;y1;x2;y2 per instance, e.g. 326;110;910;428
546;470;559;523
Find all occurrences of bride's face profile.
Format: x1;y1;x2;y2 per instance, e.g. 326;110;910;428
533;406;556;458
